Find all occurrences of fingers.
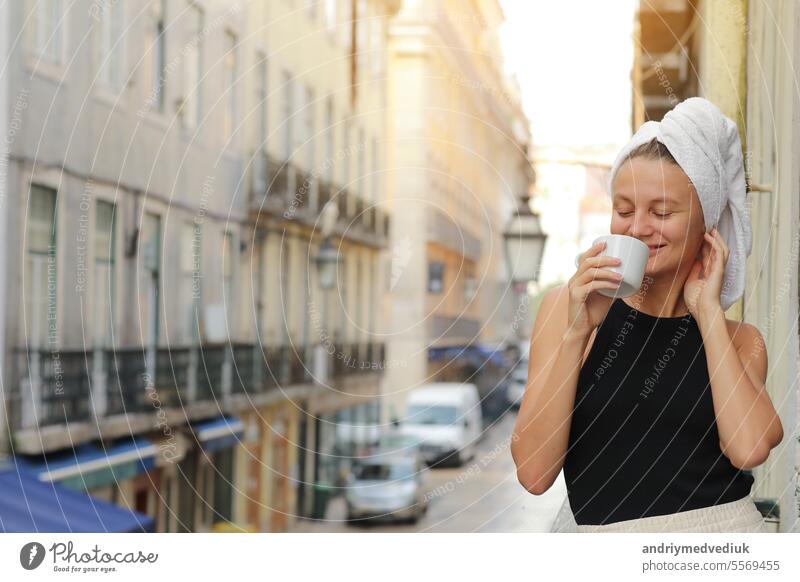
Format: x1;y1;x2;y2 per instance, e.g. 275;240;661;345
576;240;606;267
704;228;728;271
577;263;623;285
570;277;622;304
710;226;729;264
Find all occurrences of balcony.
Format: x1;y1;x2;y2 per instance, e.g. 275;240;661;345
14;349;93;428
328;342;386;378
317;179;333;213
250;154;293;217
251;164;390;248
426;207;481;261
7;342;337;453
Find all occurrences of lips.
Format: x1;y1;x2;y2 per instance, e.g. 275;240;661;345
647;244;666;250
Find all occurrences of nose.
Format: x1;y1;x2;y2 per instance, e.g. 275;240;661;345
626;209;656;239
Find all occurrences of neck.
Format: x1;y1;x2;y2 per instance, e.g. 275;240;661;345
624;275;690;317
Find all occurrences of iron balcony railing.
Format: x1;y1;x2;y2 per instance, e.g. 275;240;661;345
10;342;376;430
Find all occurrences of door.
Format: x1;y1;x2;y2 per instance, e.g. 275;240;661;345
246;436;263;529
140;212;161;378
270;421;289;531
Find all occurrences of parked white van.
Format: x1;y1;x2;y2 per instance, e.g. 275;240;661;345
399;383;482;467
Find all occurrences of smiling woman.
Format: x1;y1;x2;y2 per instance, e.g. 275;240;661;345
511;97;783;533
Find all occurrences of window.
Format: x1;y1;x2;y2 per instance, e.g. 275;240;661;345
324;97;334;175
428;261;444;294
405;404;458;425
341;120;350;186
98;0;125;91
357;127;365;197
222;231;235;324
223;30;238;141
94;201;115;347
304;86;315;169
181;222;201;342
324;0;337;34
144;1;167;112
255;52;268;151
183;3;204;129
252;52;268;191
32;0;63;63
371;137;379;204
341;0;352;50
140;213;161;349
282;71;294;158
356;0;367;72
25;185;58;348
371;15;382;76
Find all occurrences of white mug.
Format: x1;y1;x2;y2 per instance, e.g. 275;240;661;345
587;234;649;298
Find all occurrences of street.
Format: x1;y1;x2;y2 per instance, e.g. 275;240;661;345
289;412;569;533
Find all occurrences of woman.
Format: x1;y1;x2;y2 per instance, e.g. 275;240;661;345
510;98;784;533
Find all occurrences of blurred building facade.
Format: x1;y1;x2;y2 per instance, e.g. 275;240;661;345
632;0;799;532
0;0;399;533
239;0;399;530
384;0;533;423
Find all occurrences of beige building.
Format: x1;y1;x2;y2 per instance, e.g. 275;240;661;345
384;0;533;422
236;0;399;530
632;0;799;532
0;0;398;533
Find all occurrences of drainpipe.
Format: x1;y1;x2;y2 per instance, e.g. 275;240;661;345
0;0;11;454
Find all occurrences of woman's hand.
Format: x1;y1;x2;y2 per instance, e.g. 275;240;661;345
684;227;729;317
567;241;622;338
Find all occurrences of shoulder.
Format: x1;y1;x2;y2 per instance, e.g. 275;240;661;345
725;319;766;355
725;320;768;383
531;284;569;337
537;284;569;316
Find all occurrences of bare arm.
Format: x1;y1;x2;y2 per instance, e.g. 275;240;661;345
510;287;591;494
696;307;783;469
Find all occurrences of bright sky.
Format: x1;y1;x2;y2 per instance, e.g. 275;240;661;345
499;0;637;154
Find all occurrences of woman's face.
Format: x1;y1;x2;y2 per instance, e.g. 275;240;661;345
610;156;706;276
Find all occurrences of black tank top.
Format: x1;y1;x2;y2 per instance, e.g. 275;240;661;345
564;297;754;525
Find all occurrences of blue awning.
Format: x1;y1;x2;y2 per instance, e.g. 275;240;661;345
428;344;507;367
18;437;158;491
0;461;154;532
191;416;244;453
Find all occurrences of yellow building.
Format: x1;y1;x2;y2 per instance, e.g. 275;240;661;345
384;0;533;422
235;0;400;531
632;0;800;532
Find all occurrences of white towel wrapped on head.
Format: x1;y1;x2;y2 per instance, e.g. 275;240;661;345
606;97;752;312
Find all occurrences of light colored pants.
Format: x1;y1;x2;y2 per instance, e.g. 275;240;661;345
575;496;767;533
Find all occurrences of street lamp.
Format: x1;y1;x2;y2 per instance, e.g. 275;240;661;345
313;235;340;388
503;192;547;291
315;238;339;291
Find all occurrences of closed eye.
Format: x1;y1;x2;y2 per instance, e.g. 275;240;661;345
616;210;672;218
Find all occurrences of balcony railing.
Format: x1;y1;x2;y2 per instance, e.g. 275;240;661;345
10;341;377;433
317;179;333;213
328;342;386;378
252;155;291;215
9;341;389;437
15;349;93;428
250;155;389;247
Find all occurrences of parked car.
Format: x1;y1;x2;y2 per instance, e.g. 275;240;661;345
374;431;424;457
345;450;429;524
505;358;529;409
399;382;482;467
